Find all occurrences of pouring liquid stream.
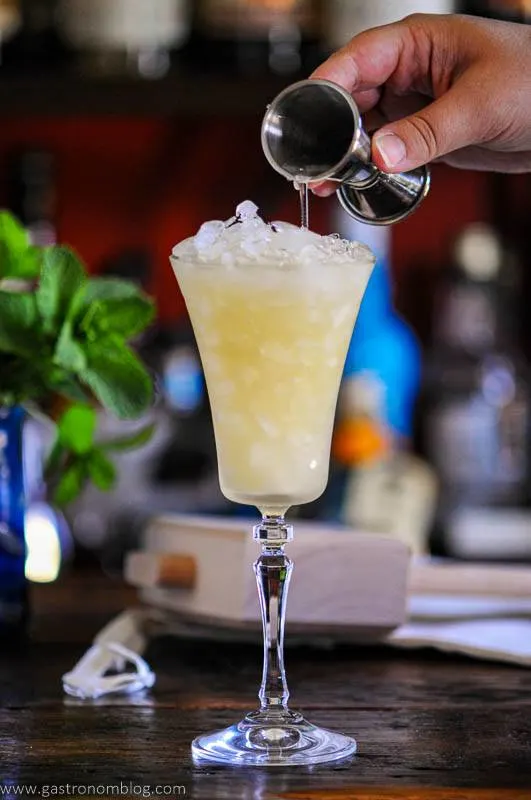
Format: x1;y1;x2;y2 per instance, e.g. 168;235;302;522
296;181;309;230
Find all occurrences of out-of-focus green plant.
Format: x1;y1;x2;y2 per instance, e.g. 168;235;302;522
0;211;156;505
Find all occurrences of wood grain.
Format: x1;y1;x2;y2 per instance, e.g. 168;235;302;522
279;791;531;799
0;572;530;799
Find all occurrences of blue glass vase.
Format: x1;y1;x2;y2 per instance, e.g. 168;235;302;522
0;406;28;638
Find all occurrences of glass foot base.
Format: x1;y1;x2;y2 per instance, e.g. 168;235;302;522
191;709;356;767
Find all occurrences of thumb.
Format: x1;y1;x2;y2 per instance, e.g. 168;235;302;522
372;82;485;172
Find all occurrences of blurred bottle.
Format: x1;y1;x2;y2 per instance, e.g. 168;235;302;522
336;377;437;554
0;0;21;64
309;214;436;552
57;0;191;78
2;0;70;72
153;339;217;487
0;408;28;640
189;0;323;75
421;223;530;558
464;0;531;22
324;0;455;50
341;221;422;444
7;148;57;247
2;149;61;626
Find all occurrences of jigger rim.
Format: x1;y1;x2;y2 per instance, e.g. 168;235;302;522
261;78;363;183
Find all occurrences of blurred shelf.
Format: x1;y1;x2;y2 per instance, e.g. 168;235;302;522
0;70;293;117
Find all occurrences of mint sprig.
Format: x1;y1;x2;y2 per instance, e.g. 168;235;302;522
0;211;157;505
37;246;86;334
0;212;42;279
0;292;40;356
46;404;155;506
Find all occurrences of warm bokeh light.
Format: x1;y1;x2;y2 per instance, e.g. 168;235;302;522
25;504;61;584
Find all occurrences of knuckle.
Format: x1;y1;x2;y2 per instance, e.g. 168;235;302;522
402;12;428;25
406;114;440;161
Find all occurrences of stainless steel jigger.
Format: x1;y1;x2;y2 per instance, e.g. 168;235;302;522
261;78;430;226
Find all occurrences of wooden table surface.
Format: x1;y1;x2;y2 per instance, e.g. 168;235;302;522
2;572;531;799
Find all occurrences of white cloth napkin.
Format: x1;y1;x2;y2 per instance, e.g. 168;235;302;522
62;610;155;699
388;558;531;667
390;617;531;667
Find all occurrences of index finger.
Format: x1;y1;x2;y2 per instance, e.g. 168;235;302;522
310;21;410;95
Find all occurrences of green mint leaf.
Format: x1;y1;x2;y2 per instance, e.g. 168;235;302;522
102;422;155;452
19;245;43;279
57;404;97;455
67;277;144;331
81;278;142;304
69;277;141;320
37;247;86;334
0;212;27;264
80;295;155;341
0;291;39;356
87;449;116;491
54;321;87;372
0;212;41;279
80;338;153;419
47;374;90;404
52;460;88;506
66;284;90;326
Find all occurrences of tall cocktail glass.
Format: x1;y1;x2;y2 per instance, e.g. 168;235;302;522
170;203;374;766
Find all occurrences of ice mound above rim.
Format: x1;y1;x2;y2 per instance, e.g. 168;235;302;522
171;201;374;269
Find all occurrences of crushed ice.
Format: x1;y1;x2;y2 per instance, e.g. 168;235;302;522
236;200;259;221
194;220;225;250
171;201;374;269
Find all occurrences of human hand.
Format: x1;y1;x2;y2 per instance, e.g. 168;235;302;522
310;14;531;194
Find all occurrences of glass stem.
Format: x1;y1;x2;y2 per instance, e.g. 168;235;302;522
253;515;293;714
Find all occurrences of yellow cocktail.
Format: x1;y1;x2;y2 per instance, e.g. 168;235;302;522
171;203;374;516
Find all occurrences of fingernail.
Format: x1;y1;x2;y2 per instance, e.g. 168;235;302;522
311;184;335;197
374;132;406;169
